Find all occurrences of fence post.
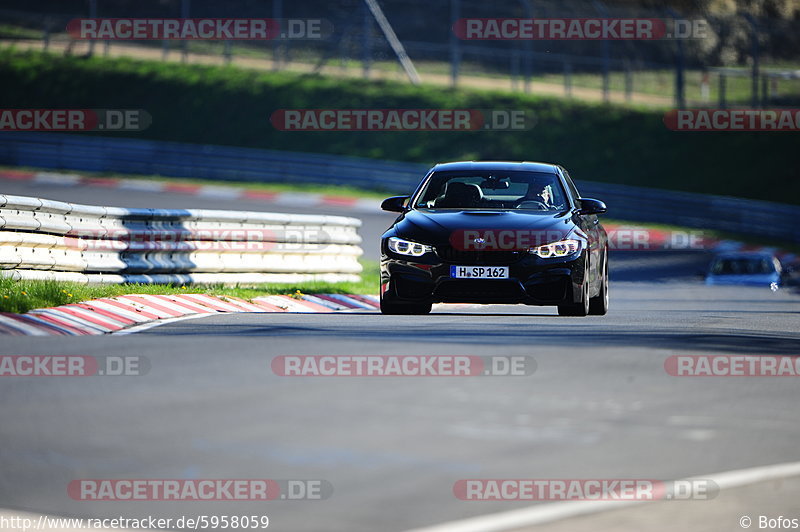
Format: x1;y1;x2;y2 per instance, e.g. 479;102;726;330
511;47;520;91
43;22;50;52
273;0;283;70
667;9;686;109
181;0;190;63
592;0;611;103
520;0;533;94
624;61;633;102
88;0;97;56
362;1;372;79
675;39;685;108
742;13;759;108
223;40;232;65
564;61;572;98
450;0;461;87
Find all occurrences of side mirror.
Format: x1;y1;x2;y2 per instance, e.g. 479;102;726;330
578;198;607;215
381;195;410;213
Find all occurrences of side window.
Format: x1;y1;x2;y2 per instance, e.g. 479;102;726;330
561;168;581;200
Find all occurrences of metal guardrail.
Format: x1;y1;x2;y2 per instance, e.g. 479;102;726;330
0;132;427;191
1;132;798;244
576;181;800;244
0;193;363;285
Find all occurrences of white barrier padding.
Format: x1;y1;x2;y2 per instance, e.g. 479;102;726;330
0;195;364;284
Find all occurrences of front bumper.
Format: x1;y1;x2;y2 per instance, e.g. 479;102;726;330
380;248;588;305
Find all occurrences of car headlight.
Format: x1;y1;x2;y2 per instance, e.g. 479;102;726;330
387;237;433;257
529;239;582;258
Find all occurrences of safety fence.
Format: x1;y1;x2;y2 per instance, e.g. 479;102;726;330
0;194;363;284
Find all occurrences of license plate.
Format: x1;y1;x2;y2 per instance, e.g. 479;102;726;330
450;266;509;279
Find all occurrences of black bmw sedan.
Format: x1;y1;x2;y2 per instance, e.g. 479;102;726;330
379;161;609;316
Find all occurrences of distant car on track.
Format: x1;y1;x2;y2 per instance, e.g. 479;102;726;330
705;252;783;289
379;161;609;316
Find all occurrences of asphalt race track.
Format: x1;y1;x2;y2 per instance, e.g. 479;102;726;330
1;180;799;531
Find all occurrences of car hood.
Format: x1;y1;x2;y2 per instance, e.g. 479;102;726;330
393;209;575;246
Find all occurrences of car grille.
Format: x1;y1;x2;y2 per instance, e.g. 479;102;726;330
435;246;524;265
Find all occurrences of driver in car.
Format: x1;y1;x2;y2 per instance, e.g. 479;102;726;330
515;182;553;208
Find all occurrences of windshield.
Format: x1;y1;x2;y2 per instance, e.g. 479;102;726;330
711;257;777;275
414;170;569;211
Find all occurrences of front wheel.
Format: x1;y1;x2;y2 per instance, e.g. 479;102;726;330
589;253;609;316
557;277;590;317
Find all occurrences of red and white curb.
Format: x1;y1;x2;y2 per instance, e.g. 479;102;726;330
0;293;380;336
0;170;382;213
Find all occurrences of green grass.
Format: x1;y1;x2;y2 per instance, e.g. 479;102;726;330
0;260;380;314
0;24;43;40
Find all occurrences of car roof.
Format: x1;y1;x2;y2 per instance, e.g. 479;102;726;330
431;161;560;174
